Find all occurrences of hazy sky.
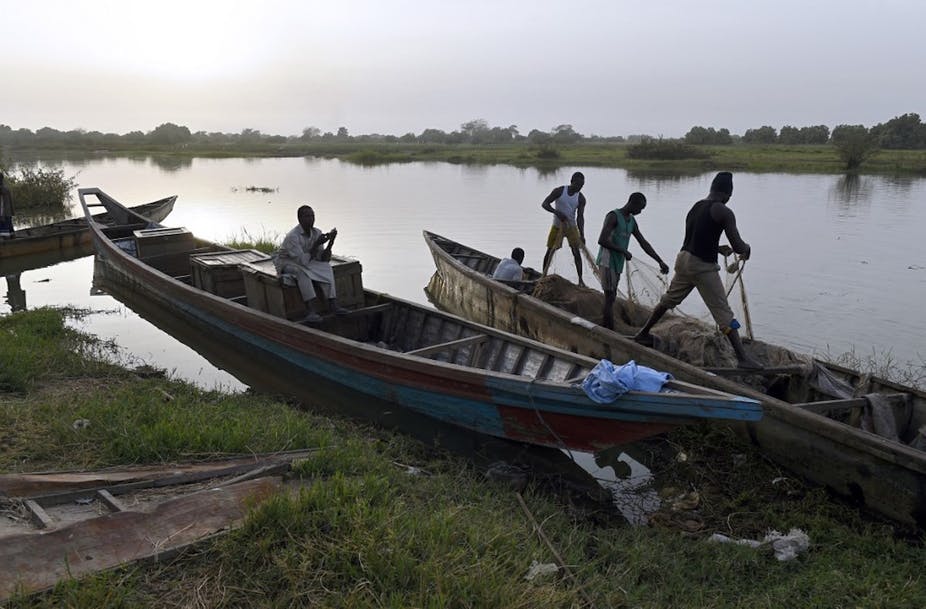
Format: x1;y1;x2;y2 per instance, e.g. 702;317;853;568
2;0;924;138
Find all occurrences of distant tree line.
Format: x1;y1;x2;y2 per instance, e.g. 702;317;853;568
0;120;623;150
2;113;925;151
684;113;926;149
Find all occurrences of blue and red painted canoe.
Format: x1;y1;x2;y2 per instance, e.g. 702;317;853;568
81;187;761;453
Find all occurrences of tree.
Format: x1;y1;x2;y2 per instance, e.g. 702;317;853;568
301;126;321;140
147;122;192;145
778;125;802;144
460;119;489;139
871;113;926;149
551;124;582;144
418;128;449;144
831;124;879;170
742;126;777;144
800;125;830;144
684;126;732;145
336;126;349;139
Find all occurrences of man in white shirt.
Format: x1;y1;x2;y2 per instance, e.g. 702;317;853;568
540;171;587;286
274;205;350;323
492;247;525;281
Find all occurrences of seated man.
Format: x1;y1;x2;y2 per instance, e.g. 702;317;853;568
492;247;525;281
274;205;350;323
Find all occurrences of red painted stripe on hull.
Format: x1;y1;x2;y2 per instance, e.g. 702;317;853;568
499;405;677;451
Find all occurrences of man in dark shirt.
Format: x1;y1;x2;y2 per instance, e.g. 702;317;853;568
634;172;761;369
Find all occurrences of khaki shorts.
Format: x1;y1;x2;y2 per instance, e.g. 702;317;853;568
658;250;735;329
546;224;581;250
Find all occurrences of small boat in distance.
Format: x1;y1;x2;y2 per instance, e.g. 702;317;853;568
0;194;176;261
423;230;926;530
81;187;760;454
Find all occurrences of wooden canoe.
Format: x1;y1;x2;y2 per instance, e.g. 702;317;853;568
80;187;760;455
0;452;308;600
423;230;926;529
0;195;176;261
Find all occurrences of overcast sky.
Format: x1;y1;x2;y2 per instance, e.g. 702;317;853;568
2;0;923;138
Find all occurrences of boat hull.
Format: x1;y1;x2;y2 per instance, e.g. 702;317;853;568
0;196;176;262
424;231;926;529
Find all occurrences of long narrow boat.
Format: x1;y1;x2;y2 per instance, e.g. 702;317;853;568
0;195;176;261
423;230;926;529
80;187;760;454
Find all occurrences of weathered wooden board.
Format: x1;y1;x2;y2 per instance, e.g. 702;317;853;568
0;477;280;601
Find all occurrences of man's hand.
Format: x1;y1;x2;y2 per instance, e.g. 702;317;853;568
554;211;568;223
740;245;751;261
623;251;632;261
718;244;733;257
659;261;669;274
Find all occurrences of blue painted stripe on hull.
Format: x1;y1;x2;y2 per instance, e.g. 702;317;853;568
169;297;512;437
174;295;758;431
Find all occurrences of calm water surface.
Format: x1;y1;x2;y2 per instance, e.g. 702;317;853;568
4;157;925;388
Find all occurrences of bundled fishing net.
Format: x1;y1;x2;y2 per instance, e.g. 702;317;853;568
537;248;810;374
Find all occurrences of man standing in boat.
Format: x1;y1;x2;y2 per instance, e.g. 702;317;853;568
595;192;670;330
0;173;14;238
541;171;587;286
634;172;762;370
274;205;350;323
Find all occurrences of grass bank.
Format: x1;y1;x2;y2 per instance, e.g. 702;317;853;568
2;308;924;608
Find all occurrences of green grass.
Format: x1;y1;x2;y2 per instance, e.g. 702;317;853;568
3;309;925;608
223;229;281;255
11;142;926;174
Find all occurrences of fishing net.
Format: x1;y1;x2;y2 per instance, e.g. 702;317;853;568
537;248;803;372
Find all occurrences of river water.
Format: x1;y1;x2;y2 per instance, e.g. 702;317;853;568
4;156;923;386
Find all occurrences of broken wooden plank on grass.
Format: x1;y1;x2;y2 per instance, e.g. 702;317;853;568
0;450;315;500
0;476;281;602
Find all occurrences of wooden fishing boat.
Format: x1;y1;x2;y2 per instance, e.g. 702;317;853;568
423;230;926;529
0;194;176;261
80;187;760;455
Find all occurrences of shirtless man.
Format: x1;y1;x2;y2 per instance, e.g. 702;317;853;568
541;171;586;286
634;172;762;369
274;205;350;323
595;192;669;330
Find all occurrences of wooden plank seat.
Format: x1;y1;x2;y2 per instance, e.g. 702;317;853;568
794;393;909;415
702;365;807;377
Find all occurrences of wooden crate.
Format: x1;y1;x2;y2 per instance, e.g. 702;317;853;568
241;256;364;319
133;227;196;259
190;249;271;298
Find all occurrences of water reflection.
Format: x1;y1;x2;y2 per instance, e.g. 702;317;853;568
149;155;193;172
829;173;873;207
3;274;25;312
624;168;703;183
573;448;661;525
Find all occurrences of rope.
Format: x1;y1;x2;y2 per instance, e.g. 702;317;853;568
722;256;753;339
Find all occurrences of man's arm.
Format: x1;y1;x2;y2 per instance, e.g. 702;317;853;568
577;193;586;241
712;204;751;259
540;186;567;222
632;225;670;273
